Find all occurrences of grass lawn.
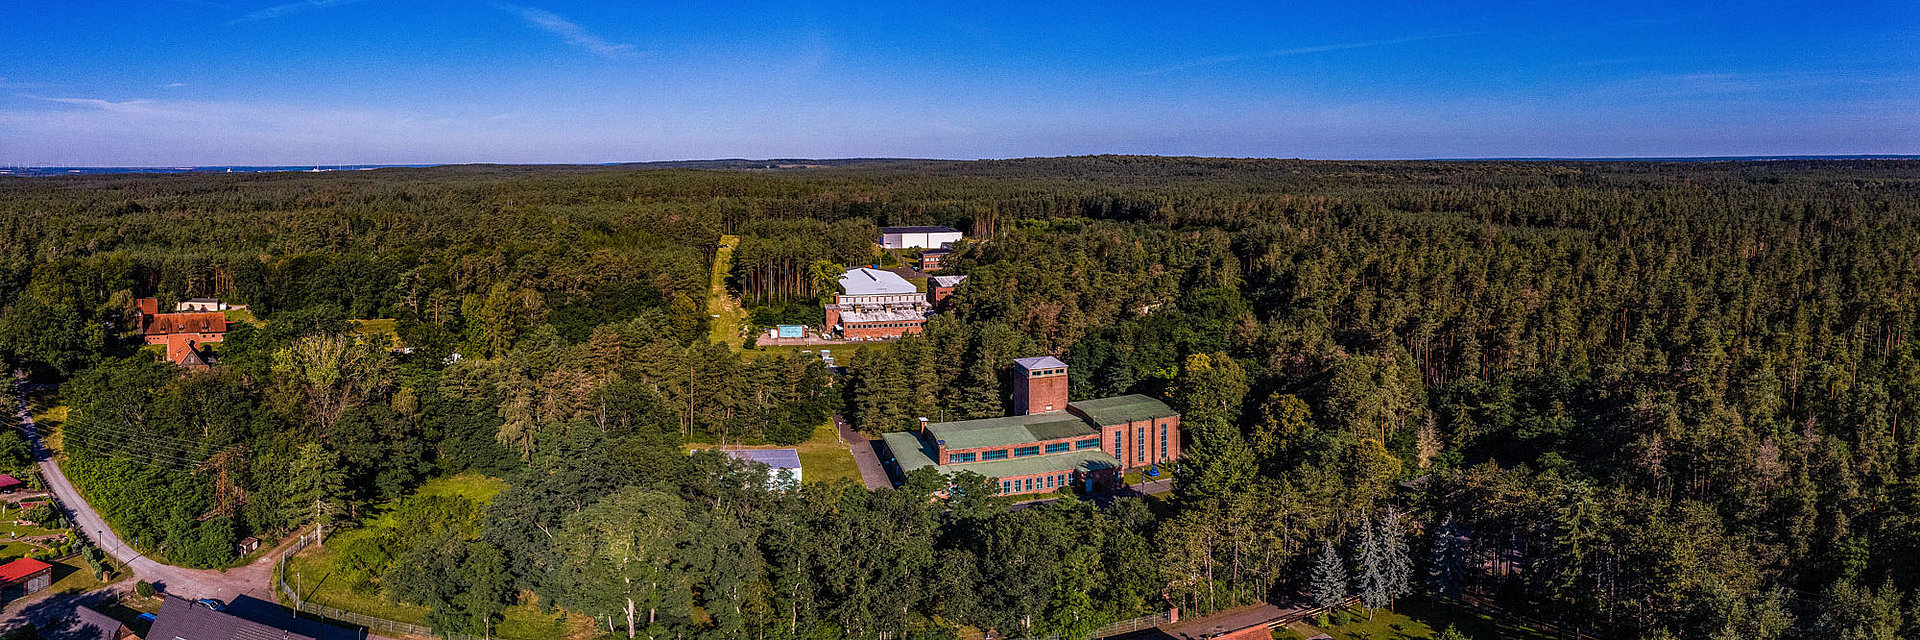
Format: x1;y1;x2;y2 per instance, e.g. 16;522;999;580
283;473;591;640
1298;600;1559;640
47;556;120;595
707;234;748;349
27;391;66;451
351;319;403;347
223;308;258;323
684;422;861;486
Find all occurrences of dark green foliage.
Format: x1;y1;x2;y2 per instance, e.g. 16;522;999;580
12;159;1920;638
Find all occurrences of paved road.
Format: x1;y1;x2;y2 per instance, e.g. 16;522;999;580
835;415;892;489
14;380;274;602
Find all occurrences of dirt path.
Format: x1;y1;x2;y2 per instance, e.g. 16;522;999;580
707;234;747;348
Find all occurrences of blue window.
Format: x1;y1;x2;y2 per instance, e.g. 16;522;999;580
950;452;976;463
981;450;1008;461
1024;478;1034;492
1000;481;1009;494
1045;442;1071;454
1046;475;1055;488
1160;424;1169;460
1075;438;1100;450
1113;432;1123;460
1014;446;1040;457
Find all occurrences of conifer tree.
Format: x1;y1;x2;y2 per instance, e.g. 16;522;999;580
1428;514;1465;601
1311;541;1349;611
1380;508;1412;607
1355;516;1390;616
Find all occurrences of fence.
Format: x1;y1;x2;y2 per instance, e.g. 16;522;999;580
275;531;466;640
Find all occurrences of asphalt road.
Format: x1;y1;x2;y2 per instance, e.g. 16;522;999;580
14;377;384;638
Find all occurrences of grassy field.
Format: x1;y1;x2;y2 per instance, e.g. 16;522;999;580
223;308;258;323
684;422;861;485
26;389;66;452
707;234;748;348
350;318;402;347
283;473;594;640
1283;601;1559;640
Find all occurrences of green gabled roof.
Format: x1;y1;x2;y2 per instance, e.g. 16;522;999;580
1067;394;1179;426
922;412;1096;450
881;431;1120;480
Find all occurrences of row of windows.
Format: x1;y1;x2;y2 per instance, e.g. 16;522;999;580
957;437;1097;463
1001;473;1072;494
1112;422;1174;464
852;321;923;328
1027;368;1065;377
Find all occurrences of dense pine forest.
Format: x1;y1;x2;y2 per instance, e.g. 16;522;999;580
3;157;1920;639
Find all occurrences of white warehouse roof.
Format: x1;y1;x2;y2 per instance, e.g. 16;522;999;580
839;267;919;296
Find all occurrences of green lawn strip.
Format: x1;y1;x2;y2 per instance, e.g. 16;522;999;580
222;308;258;323
284;473;584;639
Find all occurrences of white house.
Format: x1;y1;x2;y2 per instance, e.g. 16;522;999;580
879;226;963;250
176;298;228;312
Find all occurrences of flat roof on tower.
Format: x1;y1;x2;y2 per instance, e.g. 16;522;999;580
880;226;960;234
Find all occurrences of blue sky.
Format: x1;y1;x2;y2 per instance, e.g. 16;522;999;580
2;1;1916;165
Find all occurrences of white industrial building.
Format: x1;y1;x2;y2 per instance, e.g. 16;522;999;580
879;226;963;250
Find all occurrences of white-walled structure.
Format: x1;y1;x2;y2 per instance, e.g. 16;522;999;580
879;226;963;250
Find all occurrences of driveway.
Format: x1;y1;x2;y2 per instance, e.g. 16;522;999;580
835;415;891;490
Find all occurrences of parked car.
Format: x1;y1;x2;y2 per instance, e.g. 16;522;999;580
194;598;226;612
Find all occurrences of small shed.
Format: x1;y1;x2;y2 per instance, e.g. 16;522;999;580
0;557;54;599
236;536;261;555
0;474;23;493
72;604;135;640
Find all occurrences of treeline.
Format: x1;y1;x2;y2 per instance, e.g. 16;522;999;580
8;158;1920;638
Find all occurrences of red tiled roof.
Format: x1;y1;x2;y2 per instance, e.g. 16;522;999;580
0;558;51;584
143;312;227;336
136;297;159;316
0;474;21;488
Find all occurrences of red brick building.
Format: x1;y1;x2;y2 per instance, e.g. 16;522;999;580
135;297;226;370
824;268;931;339
927;275;966;310
882;357;1181;496
919;248;950;271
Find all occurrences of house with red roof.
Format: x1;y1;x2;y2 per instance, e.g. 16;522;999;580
0;474;23;493
134;298;226;370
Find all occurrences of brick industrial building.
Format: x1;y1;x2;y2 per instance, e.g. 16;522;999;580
824;267;932;339
883;356;1181;496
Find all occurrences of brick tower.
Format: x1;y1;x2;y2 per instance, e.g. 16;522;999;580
1011;356;1069;415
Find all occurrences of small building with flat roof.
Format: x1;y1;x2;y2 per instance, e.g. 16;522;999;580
722;449;804;487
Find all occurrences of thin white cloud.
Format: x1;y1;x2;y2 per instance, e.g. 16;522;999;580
495;3;636;58
1140;32;1476;76
229;0;370;25
165;82;189;88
